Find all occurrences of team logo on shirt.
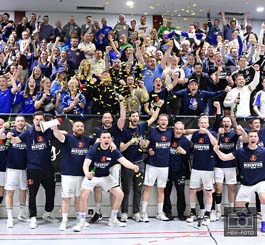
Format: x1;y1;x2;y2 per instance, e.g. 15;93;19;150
101;156;107;162
198;138;204;143
250;155;257;161
172;141;178;148
78;141;84;148
161;136;167;141
224;137;230;143
0;140;3;145
37;136;44;142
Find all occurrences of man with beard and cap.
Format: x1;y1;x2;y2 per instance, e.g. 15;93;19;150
73;131;139;231
52;121;96;231
172;78;231;115
119;100;164;223
9;111;61;229
214;130;265;233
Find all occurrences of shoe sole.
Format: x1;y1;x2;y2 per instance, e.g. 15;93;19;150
73;227;85;232
89;217;103;224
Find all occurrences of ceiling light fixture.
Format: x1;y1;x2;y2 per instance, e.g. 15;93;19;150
126;1;134;7
256;7;264;12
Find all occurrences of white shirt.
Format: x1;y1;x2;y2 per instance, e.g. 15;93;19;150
224;71;260;117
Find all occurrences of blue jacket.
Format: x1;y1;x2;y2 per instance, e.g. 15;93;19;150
171;88;225;115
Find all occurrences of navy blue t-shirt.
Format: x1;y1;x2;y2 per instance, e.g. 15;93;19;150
233;146;265;186
191;130;217;171
148;127;172;167
60;134;95;176
215;130;239;168
0;88;13;113
19;126;55;170
95;123;123;149
169;135;192;172
6;129;27;170
121;122;148;163
0;138;7;172
85;143;123;177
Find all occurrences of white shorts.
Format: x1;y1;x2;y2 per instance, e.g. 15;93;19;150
190;169;214;190
236;181;265;202
109;164;121;185
61;175;83;198
4;168;27;190
214;167;237;185
144;164;168;188
81;175;118;192
0;171;5;187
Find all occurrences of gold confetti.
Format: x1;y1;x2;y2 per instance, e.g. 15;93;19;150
150;6;154;9
192;3;197;7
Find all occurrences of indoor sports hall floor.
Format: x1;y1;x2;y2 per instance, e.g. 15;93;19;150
0;216;264;245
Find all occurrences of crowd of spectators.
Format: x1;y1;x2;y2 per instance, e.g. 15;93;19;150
0;11;264;119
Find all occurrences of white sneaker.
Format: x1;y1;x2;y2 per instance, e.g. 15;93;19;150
120;213;128;222
76;217;89;227
210;210;217;222
73;222;86;232
216;210;221;220
6;219;14;228
156;212;169;221
59;221;67;231
186;213;197;223
132;212;143;222
141;212;149;223
108;217;127;227
202;215;210;226
42;213;59;223
18;214;30;222
29;217;37;229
